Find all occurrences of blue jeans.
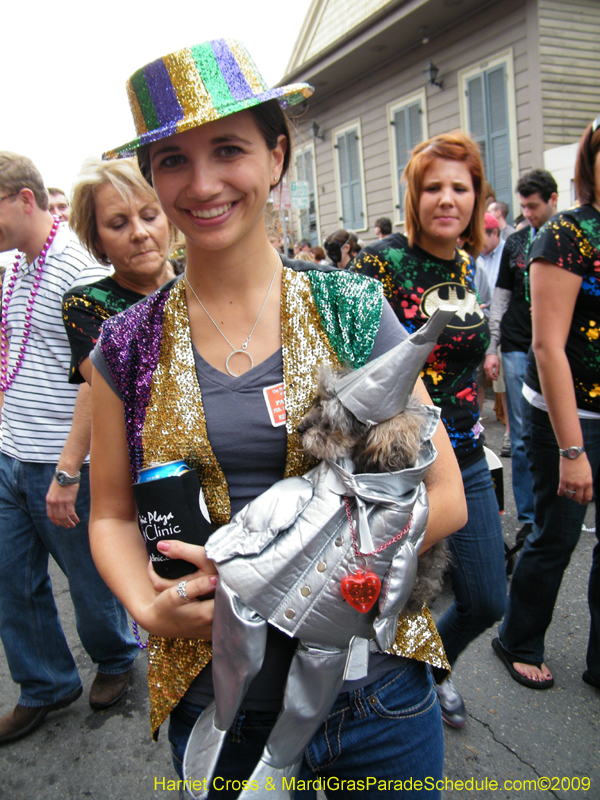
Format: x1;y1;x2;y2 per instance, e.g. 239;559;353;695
0;453;138;707
499;404;600;677
502;350;535;525
436;457;507;667
169;660;444;799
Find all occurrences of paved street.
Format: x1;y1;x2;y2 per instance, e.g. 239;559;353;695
0;392;597;799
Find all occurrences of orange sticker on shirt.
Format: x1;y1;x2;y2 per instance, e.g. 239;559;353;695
263;382;287;427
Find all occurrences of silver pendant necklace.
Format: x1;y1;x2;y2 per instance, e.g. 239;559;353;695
184;254;281;377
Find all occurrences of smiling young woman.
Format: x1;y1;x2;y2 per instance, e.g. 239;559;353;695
354;131;507;730
88;40;466;799
147;115;287;378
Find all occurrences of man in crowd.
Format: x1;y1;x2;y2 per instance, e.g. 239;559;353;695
375;216;392;239
488;200;516;240
0;152;137;744
47;187;70;222
485;169;558;551
295;238;312;255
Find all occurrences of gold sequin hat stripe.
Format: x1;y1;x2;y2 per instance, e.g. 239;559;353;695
103;38;313;159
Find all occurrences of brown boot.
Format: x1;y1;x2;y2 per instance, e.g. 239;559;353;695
89;670;131;710
0;685;82;744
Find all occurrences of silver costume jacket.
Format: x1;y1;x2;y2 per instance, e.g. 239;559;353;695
183;406;440;799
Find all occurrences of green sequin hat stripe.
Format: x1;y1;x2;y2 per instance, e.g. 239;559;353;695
104;38;313;159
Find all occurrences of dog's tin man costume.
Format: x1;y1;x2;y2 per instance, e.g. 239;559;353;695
183;306;456;799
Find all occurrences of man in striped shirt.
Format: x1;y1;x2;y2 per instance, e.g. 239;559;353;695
0;153;137;744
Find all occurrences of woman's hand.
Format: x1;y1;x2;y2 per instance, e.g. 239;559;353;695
149;540;218;593
91;374;218;640
139;540;219;640
558;454;594;505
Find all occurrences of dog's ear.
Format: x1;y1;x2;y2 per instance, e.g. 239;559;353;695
357;403;426;472
315;364;350;400
299;367;368;462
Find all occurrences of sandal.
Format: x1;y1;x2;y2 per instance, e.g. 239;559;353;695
492;638;554;690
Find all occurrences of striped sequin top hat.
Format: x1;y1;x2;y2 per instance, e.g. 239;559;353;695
104;39;313;159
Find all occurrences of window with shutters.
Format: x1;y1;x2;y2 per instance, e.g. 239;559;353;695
332;121;368;232
388;91;427;224
459;51;519;222
294;142;320;246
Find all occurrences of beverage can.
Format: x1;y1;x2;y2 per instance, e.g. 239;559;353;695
137;460;190;483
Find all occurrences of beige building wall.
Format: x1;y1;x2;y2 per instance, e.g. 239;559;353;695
539;0;600;149
290;0;395;68
292;0;533;244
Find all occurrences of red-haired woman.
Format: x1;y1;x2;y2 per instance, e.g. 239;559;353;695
494;118;600;691
354;131;507;728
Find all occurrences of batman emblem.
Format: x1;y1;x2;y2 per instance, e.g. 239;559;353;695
421;282;485;329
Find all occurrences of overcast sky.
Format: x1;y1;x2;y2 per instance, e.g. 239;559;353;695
3;0;312;193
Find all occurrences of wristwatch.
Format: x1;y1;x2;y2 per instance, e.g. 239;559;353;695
55;468;81;486
558;446;585;460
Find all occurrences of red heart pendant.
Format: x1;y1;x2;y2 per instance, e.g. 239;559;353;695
340;569;381;614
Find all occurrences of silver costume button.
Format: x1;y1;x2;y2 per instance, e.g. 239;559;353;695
334;537;343;547
285;609;295;619
317;562;326;572
301;586;311;597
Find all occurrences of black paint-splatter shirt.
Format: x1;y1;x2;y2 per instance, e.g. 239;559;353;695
525;204;600;412
495;226;534;353
353;233;490;468
62;276;145;383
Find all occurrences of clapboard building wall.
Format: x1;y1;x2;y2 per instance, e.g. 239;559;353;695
283;0;600;246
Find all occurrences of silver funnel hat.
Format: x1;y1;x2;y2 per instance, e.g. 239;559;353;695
334;304;456;425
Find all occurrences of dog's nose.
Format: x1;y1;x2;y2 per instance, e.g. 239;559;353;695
297;420;308;435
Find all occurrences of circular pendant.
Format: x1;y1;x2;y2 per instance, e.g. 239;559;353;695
226;349;254;377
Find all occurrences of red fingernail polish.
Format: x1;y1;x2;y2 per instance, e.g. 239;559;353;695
209;576;218;586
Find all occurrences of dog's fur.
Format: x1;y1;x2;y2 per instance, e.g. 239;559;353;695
299;366;449;614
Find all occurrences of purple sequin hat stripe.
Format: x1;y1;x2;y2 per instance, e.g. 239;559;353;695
211;39;255;102
103;38;313;159
143;59;185;129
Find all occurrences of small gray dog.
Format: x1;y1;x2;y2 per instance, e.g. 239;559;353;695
299;364;450;614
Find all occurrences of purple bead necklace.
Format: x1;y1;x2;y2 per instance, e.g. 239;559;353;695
132;619;148;650
0;216;60;392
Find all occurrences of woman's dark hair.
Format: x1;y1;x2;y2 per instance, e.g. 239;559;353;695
248;100;292;183
137;99;292;187
324;229;360;265
574;118;600;205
